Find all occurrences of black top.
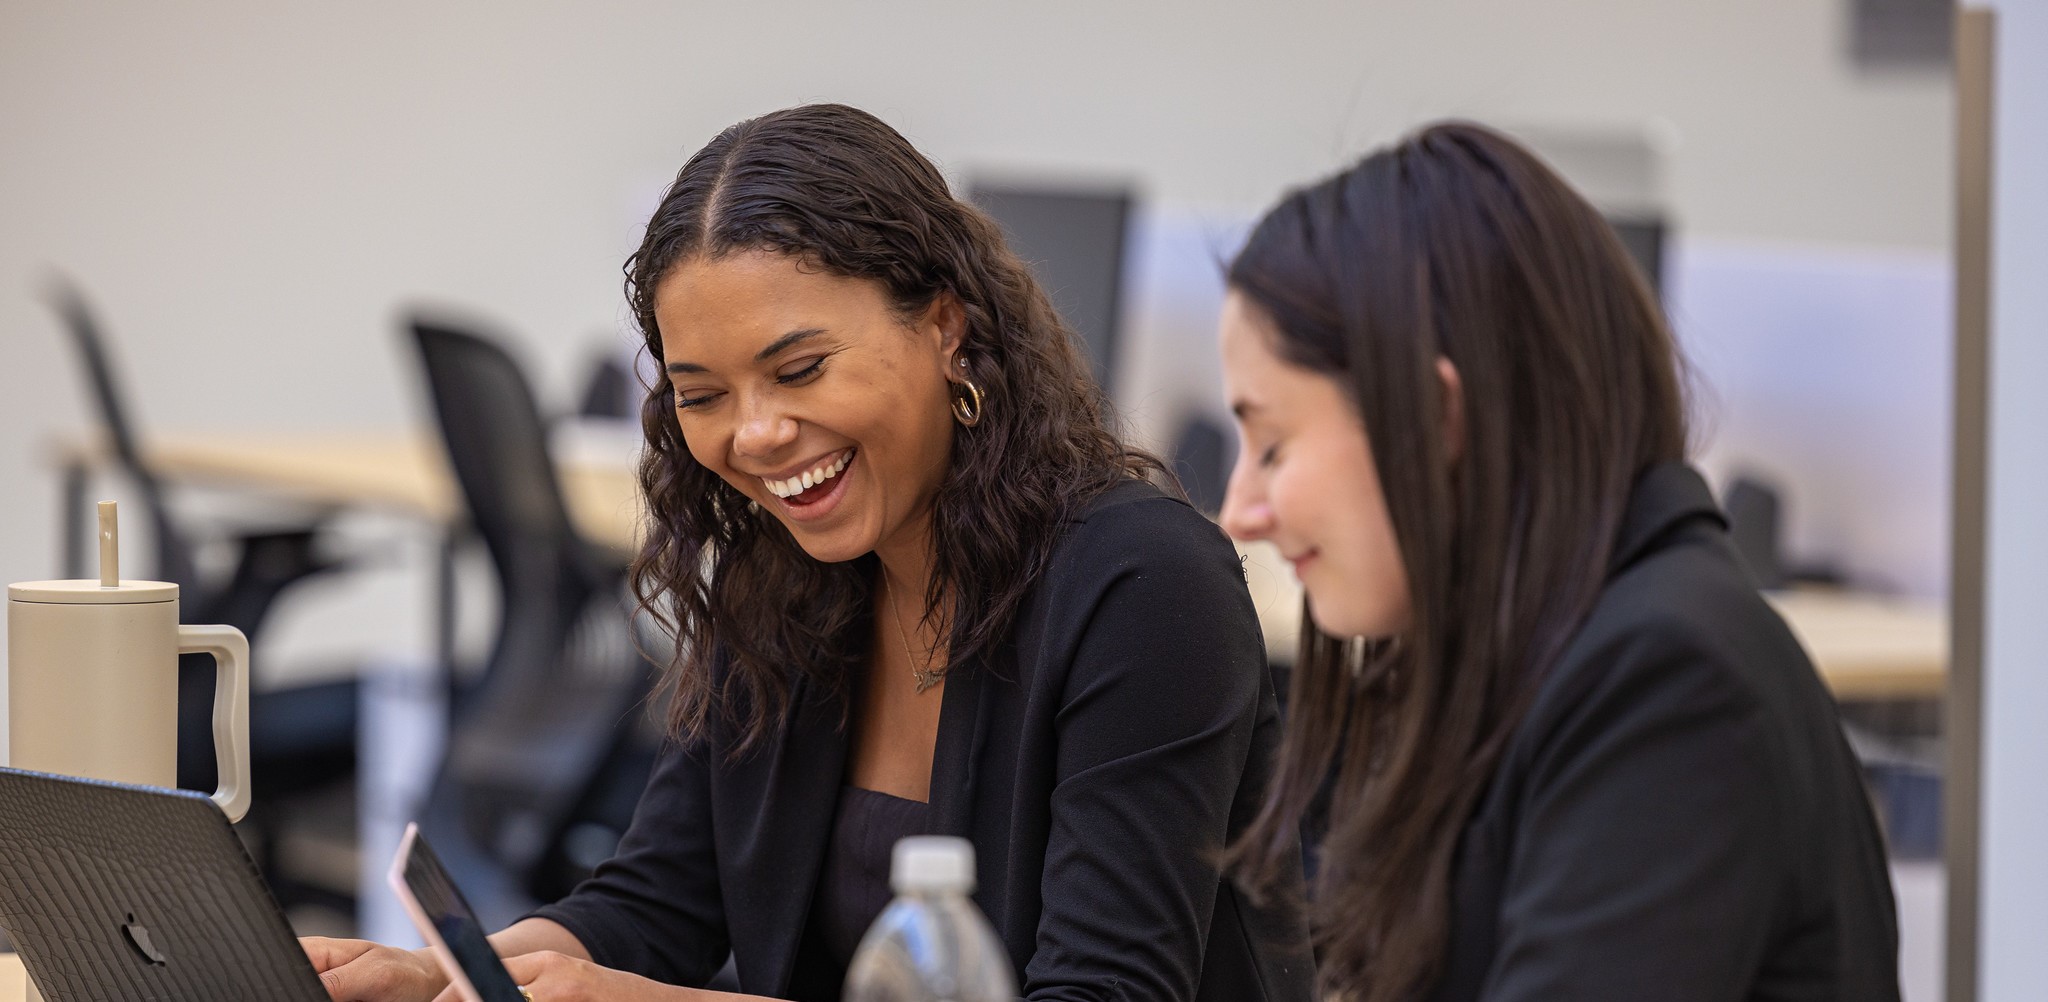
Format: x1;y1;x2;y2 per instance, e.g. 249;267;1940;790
800;786;931;996
534;481;1316;1001
1425;463;1900;1002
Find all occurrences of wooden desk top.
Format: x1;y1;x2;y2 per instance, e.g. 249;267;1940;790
55;431;1947;700
1765;589;1948;701
55;430;644;556
1236;540;1946;702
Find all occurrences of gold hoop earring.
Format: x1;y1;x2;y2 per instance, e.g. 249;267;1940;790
951;378;985;427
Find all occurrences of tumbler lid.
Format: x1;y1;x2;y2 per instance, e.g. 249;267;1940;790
8;579;178;605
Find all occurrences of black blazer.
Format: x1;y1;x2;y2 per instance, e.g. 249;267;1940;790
536;481;1315;1001
1426;463;1900;1001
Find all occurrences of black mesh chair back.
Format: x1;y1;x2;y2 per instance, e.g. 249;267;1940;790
407;317;656;923
45;280;337;633
45;280;199;591
429;590;653;923
410;321;586;689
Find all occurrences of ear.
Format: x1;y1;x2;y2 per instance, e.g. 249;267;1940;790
1436;356;1466;465
922;292;969;378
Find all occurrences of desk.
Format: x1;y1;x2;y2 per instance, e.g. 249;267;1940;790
1235;541;1947;702
54;432;1948;699
51;430;644;557
52;429;645;686
1766;590;1948;701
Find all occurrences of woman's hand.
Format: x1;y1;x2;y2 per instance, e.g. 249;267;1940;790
302;936;448;1002
499;951;773;1002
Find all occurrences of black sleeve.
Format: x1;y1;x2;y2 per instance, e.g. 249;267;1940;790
1480;631;1788;1000
527;738;729;986
1022;505;1268;1002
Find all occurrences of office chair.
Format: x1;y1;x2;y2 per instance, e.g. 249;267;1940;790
45;280;360;910
1723;475;1787;590
406;318;660;926
575;348;639;421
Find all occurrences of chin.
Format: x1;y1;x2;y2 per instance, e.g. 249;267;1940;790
778;523;875;565
1305;603;1368;640
1304;593;1400;641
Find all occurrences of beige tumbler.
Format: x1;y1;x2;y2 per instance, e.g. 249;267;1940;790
5;501;250;823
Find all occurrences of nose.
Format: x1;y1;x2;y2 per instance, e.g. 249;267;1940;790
1218;454;1274;542
731;394;799;461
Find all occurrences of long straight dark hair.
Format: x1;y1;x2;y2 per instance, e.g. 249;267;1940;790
627;104;1160;755
1220;122;1689;1001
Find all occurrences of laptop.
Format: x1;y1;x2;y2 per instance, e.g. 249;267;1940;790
0;766;330;1000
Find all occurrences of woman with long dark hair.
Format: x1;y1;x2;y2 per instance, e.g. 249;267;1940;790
306;103;1312;1002
1217;122;1899;1001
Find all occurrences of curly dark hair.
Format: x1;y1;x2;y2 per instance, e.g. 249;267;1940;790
627;103;1163;756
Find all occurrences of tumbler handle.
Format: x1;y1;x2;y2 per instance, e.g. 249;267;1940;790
177;624;251;822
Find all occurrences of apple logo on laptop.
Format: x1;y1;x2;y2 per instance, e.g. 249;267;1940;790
121;913;166;966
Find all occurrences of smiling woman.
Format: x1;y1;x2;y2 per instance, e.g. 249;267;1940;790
1215;122;1899;1002
302;103;1314;1002
625;106;1173;756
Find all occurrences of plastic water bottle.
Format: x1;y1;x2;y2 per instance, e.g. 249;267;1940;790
844;836;1018;1002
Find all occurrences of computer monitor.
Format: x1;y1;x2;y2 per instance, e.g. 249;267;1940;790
966;181;1134;394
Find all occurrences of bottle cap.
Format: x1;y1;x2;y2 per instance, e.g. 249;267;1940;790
890;836;976;894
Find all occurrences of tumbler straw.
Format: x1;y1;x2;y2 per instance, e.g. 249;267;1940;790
97;500;118;588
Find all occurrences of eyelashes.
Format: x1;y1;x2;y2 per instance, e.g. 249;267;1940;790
776;357;826;386
672;356;830;411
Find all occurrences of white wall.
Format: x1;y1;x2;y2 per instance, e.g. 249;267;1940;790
0;1;1950;648
1670;240;1952;596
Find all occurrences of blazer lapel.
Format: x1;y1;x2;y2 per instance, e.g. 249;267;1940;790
736;672;849;996
926;651;988;839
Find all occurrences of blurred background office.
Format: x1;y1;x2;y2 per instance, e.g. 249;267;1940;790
4;2;2044;1001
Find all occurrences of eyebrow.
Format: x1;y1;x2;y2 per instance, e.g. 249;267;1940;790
666;327;828;375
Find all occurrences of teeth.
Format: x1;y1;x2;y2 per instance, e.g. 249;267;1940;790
763;450;852;499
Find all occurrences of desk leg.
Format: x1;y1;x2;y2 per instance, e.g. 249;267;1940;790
357;659;447;948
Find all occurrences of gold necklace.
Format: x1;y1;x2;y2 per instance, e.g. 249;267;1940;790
885;569;946;694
